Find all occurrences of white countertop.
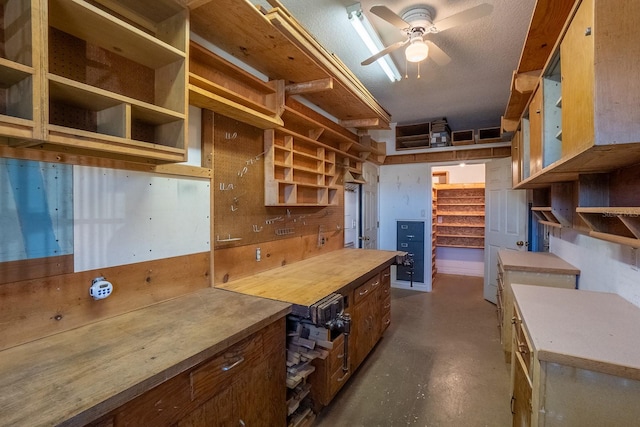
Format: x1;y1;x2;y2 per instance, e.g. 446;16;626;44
499;250;580;275
512;284;640;381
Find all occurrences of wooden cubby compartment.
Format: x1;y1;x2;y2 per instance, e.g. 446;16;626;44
575;167;640;248
45;0;187;162
264;129;340;206
434;183;485;249
477;127;502;143
0;0;36;140
531;182;574;228
396;122;430;150
188;40;283;130
451;129;474;146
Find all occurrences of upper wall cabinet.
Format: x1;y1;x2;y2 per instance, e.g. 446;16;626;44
1;0;189;163
0;0;38;141
515;0;640;188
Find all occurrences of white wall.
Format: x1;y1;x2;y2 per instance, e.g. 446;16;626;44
379;163;431;291
550;229;640;308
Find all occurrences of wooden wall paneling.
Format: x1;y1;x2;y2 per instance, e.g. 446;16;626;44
0;144;211;178
609;165;640;207
0;254;73;285
201;108;215;285
214;232;343;284
0;252;210;351
212;113;343;251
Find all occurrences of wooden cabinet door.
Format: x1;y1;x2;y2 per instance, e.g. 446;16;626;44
511;353;532;427
560;0;595;158
528;87;543;176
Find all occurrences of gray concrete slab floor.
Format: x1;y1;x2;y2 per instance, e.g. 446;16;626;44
314;274;512;427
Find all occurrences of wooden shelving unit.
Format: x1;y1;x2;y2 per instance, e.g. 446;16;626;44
576;207;640;248
188;41;284;130
264;129;340;206
41;0;188;163
531;206;568;228
0;0;37;141
434;183;485;249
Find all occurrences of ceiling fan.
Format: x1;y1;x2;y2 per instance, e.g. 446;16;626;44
362;3;494;66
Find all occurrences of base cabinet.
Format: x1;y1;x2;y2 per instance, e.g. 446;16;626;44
88;318;286;427
497;251;579;363
511;285;640;426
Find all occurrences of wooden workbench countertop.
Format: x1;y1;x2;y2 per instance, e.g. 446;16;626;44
512;284;640;381
215;248;402;306
0;288;291;427
498;250;580;275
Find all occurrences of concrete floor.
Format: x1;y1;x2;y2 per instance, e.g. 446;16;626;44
315;274;512;427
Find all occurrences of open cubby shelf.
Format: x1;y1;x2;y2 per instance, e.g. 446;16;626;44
576;207;640;248
434;183;486;249
265;129;343;206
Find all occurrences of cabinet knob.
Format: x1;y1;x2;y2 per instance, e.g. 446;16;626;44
585;27;592;36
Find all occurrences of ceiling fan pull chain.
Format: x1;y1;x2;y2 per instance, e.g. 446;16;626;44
404;57;408;79
417;61;421;79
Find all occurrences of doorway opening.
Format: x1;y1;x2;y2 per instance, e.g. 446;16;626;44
431;163;487;285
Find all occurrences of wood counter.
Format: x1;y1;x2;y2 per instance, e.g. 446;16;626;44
215;248;402;306
0;288;291;427
510;284;640;425
498;250;580;275
512;284;640;380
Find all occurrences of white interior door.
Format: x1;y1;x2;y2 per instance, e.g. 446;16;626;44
360;162;379;249
484;157;528;303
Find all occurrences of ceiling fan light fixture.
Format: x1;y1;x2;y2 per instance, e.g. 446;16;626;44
405;39;429;63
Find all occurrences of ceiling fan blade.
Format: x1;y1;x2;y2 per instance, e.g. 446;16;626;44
361;40;408;66
370;5;411;30
432;3;493;33
425;40;451;66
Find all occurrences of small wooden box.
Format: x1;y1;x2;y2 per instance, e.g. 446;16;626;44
477;127;502;143
451;129;474;145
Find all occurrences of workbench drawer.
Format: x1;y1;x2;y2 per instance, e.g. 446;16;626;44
354;274;380;305
512;304;532;380
190;330;263;401
381;311;391;332
328;333;347;374
381;267;391;287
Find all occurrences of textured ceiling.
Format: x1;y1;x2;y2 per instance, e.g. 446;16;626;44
255;0;535;131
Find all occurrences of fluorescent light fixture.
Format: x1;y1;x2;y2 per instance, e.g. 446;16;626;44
348;4;401;82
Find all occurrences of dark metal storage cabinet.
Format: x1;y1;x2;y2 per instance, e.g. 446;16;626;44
396;221;425;283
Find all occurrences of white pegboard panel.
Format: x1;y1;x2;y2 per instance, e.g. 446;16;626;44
74;166;210;272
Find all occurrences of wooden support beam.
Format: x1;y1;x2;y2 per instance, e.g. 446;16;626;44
502;116;519;133
340;118;381;129
308;128;324;140
285;78;333;95
514;70;541;94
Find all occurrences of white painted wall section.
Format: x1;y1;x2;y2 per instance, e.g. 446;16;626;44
550;229;640;308
379;163;431;291
74;167;210;272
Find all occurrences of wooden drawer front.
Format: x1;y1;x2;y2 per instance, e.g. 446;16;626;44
513;305;532;380
354;274;380;305
190;331;263;401
329;364;350;398
381;267;391;287
381;311;391;332
328;333;347;374
382;294;391;314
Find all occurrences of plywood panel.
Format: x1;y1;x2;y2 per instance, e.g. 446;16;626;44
212;113;343;250
0;251;211;351
73;166;210;271
0;158;73;262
